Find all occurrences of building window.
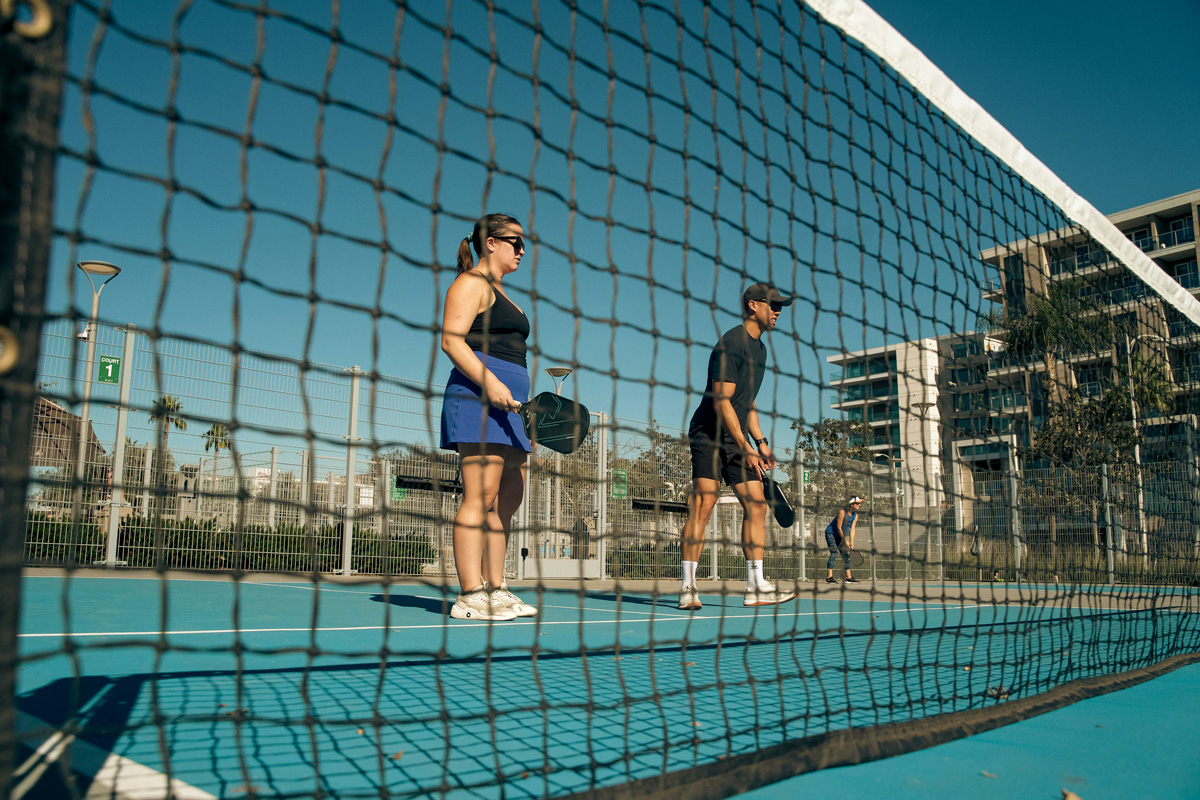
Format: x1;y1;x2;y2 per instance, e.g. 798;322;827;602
1127;228;1152;251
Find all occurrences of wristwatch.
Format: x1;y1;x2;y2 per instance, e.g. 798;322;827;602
754;437;768;446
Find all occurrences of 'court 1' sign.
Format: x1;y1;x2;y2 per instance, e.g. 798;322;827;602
98;355;121;385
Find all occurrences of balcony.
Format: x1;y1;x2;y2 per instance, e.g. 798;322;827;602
1169;319;1200;340
1155;226;1196;250
1049;249;1115;277
1171;367;1200;390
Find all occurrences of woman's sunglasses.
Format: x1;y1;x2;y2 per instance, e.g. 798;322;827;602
493;235;524;253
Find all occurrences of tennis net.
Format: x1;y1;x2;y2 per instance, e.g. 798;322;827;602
2;0;1199;797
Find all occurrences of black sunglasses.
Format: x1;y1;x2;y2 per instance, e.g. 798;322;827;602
493;235;524;253
754;300;784;313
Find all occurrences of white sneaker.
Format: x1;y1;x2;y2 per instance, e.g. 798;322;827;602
487;582;538;617
744;581;796;607
678;583;702;610
450;587;518;621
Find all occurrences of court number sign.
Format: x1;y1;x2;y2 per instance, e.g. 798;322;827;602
803;469;812;485
98;356;121;385
611;469;628;499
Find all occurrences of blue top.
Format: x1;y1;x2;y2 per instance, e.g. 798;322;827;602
826;509;857;542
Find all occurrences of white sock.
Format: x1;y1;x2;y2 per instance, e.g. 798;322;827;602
747;560;764;590
682;561;698;587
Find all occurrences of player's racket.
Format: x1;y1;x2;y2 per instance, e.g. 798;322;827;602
848;547;865;567
520;391;590;454
763;473;795;528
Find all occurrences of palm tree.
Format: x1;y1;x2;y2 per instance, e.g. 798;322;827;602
148;395;187;467
203;423;231;458
203;422;231;481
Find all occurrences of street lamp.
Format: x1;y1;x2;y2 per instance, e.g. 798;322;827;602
73;260;121;522
544;367;572;554
545;366;572;394
1126;332;1167;560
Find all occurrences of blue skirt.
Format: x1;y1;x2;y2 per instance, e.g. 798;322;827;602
440;353;531;452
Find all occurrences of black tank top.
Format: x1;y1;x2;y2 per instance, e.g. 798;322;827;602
466;289;529;366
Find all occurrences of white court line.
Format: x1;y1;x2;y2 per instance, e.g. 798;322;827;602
15;711;217;800
18;604;996;638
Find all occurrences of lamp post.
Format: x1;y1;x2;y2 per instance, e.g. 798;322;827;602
873;452;900;580
545;367;571;555
73;261;121;523
1126;332;1167;560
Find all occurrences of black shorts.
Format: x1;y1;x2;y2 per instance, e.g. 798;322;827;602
690;431;762;487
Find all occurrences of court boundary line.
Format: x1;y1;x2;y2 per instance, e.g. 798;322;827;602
17;603;1000;638
13;710;217;800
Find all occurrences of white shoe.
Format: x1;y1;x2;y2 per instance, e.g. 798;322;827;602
678;583;702;610
487;582;538;617
450;587;518;621
744;581;796;607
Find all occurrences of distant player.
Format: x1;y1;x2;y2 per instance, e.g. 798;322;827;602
678;283;797;610
825;497;862;584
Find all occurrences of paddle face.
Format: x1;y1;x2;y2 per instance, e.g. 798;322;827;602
520;391;590;454
764;474;795;528
849;548;865;567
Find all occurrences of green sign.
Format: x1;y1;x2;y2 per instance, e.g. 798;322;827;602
391;484;406;502
98;355;121;385
803;469;812;485
611;469;628;499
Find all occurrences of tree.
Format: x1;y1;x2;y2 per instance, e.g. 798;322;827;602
148;395;187;455
203;423;231;472
147;396;186;516
786;418;872;531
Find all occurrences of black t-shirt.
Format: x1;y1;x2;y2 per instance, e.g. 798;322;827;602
688;325;766;440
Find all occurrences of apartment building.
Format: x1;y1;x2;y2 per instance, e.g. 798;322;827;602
826;338;942;509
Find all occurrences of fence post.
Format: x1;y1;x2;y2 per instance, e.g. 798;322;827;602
1102;463;1115;585
516;459;530;580
268;446;279;529
797;450;806;581
299;450;310;529
339;367;362;575
595;410;608;578
868;464;877;582
100;325;137;566
708;505;719;581
141;444;153;516
1008;459;1022;579
379;458;391;570
0;2;71;789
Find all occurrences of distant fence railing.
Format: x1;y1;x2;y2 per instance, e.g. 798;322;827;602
25;318;1200;585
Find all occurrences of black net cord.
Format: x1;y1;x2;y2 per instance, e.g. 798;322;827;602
0;0;69;794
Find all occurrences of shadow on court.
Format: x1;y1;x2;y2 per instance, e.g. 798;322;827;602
368;592;450;614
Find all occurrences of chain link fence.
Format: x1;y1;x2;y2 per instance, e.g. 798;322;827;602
25;318;1200;585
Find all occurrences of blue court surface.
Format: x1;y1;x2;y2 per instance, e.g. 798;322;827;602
741;660;1200;799
12;571;1200;799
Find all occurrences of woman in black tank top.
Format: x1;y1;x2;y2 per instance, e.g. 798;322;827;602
439;213;537;621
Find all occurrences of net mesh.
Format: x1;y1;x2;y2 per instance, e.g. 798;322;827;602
3;0;1199;798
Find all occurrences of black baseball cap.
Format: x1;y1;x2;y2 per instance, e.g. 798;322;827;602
742;282;794;306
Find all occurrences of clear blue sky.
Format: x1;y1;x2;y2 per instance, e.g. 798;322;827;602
44;0;1200;454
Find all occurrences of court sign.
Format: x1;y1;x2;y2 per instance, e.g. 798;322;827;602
98;355;121;385
611;469;628;499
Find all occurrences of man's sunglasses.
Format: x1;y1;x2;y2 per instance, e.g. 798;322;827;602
493;235;524;253
754;299;785;313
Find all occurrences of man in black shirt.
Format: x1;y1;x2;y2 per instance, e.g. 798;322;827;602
678;282;797;610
